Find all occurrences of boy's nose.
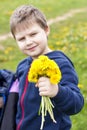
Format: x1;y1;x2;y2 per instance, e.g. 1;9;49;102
25;37;32;45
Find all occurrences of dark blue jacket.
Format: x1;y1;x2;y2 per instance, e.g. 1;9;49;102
16;51;84;130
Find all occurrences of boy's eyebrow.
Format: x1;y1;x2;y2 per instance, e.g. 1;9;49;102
15;28;38;39
24;30;38;37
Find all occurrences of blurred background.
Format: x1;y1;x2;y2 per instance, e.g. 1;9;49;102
0;0;87;129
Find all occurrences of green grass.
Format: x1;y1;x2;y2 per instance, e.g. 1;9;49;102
0;0;87;130
0;38;26;70
0;0;87;34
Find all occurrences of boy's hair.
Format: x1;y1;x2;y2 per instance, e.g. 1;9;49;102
10;5;47;38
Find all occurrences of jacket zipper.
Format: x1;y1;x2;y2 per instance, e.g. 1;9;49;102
16;76;28;130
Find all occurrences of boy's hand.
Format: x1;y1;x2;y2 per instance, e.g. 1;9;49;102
0;97;4;108
35;77;59;98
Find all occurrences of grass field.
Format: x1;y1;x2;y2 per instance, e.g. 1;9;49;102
0;0;87;130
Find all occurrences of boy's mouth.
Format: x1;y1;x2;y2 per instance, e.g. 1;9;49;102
27;45;38;51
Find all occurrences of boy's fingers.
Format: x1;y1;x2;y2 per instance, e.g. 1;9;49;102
38;77;48;82
35;83;38;87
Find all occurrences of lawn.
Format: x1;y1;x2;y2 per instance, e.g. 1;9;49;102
0;0;87;34
0;0;87;130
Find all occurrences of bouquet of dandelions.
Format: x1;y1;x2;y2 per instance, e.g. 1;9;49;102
28;55;62;130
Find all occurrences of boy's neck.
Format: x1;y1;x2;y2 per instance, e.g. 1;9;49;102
32;48;53;59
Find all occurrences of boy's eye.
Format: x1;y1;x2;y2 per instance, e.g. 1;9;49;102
18;37;25;41
30;33;37;36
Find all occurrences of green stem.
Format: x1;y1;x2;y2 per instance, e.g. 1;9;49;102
40;96;45;130
39;96;56;130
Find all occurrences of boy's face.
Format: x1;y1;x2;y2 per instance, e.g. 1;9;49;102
15;22;51;59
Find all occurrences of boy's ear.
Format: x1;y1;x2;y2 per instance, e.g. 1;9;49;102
45;25;50;36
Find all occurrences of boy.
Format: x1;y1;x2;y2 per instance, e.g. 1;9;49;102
1;5;84;130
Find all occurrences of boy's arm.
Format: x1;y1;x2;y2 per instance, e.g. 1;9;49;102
52;60;84;115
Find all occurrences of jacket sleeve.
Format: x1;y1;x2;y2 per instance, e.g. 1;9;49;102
52;58;84;115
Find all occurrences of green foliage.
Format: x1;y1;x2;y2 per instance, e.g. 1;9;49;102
0;0;87;130
0;0;87;34
0;38;26;70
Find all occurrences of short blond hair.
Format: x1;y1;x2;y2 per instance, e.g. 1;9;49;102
10;5;47;38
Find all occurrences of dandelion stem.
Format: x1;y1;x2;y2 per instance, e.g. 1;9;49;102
39;96;56;130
